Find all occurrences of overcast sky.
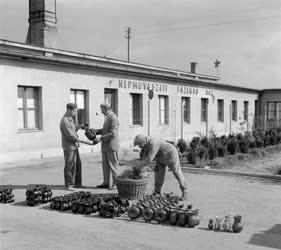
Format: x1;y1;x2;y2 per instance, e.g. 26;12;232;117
0;0;280;89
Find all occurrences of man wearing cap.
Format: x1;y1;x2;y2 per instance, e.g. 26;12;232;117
95;103;119;190
60;103;92;190
133;134;188;200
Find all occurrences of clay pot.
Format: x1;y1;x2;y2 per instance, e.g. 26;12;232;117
194;209;200;226
142;207;154;222
169;210;179;225
214;217;222;230
155;209;168;223
208;219;214;229
178;211;187;227
128;206;141;220
188;211;197;228
232;215;243;233
223;215;232;232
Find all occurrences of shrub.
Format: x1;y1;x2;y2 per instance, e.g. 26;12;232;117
239;138;250;153
190;137;200;150
197;145;207;161
208;145;217;160
187;150;196;165
201;137;209;147
263;135;271;147
227;138;238;155
177;139;188;154
249;140;256;149
220;135;228;146
217;145;227;157
255;137;264;148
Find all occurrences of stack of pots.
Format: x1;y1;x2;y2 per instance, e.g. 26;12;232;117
26;185;52;206
127;193;200;228
0;188;14;203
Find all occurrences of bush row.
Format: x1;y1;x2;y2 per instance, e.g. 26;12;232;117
177;127;281;165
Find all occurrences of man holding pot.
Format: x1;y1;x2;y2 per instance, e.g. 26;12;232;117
133;134;188;200
60;103;92;190
94;103;120;190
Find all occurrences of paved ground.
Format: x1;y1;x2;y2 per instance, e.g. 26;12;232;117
0;152;281;250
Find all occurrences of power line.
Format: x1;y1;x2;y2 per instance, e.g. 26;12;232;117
136;15;281;38
139;4;281;31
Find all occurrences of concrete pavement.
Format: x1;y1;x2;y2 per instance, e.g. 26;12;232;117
0;152;281;250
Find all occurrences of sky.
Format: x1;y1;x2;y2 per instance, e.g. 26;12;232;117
0;0;280;89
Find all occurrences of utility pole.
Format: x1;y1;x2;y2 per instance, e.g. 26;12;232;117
125;27;132;62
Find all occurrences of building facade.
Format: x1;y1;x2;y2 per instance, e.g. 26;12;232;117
0;0;279;162
0;40;260;160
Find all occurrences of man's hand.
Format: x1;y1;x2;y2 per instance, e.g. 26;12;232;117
79;140;93;146
92;137;101;145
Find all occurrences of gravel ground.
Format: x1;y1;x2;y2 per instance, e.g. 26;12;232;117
0;152;281;250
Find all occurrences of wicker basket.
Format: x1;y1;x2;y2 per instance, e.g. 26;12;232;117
115;177;149;200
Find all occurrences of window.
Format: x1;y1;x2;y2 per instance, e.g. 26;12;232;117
244;101;249;121
217;99;224;122
231;100;237;121
201;98;208;122
182;97;190;123
159;95;169;124
17;86;40;130
70;89;88;125
130;93;143;125
104;89;118;115
267;102;281;120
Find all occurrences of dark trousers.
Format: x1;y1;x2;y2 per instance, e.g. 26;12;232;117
63;149;82;187
154;159;187;194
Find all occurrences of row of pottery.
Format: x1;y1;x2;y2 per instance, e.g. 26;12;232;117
50;191;129;218
208;215;243;233
127;193;200;228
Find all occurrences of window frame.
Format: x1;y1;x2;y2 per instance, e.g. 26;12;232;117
159;95;169;125
244;101;249;121
201;98;208;122
182;97;190;124
231;100;237;121
267;101;281;120
129;93;143;126
17;86;40;130
217;99;224;122
70;89;88;126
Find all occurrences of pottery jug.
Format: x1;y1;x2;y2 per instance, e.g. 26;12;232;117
128;206;141;220
188;211;197;228
223;215;232;232
169;210;179;225
208;219;214;229
232;215;243;233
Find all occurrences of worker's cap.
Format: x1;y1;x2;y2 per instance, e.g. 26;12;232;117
134;134;147;146
100;103;111;110
66;103;77;110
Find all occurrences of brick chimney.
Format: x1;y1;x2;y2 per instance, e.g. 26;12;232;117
190;62;198;74
26;0;57;48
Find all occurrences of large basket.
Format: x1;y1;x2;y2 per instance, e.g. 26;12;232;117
115;177;149;200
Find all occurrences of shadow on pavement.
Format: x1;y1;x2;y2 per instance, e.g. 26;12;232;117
248;224;281;249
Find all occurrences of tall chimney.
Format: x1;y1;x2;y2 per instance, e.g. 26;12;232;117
190;62;198;74
26;0;57;48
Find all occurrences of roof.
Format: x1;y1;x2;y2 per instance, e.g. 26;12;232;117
0;39;261;93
